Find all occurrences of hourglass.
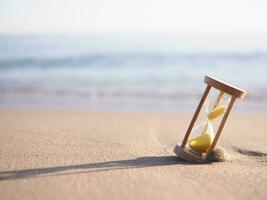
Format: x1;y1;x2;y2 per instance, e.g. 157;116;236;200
174;75;246;162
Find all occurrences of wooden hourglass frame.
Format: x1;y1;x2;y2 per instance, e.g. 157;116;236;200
174;75;246;162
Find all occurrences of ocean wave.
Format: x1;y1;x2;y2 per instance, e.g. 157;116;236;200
0;86;266;102
0;36;266;111
0;52;267;69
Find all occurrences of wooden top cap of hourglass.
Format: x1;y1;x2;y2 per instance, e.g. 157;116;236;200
204;75;247;98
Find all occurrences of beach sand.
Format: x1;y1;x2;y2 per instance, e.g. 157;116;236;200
0;109;266;200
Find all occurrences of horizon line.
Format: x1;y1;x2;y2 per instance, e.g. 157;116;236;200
1;31;267;37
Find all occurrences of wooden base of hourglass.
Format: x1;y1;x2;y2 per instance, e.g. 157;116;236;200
174;75;246;162
174;144;205;162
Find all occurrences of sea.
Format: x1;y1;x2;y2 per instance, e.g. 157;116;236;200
0;34;267;112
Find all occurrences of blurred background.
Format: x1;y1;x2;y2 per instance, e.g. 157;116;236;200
0;0;266;112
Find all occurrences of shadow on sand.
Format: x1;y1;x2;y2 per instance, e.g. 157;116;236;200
3;146;264;181
0;156;196;181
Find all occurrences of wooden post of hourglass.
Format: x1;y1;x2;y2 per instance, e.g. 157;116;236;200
181;85;211;148
174;75;246;162
207;95;236;154
181;88;224;148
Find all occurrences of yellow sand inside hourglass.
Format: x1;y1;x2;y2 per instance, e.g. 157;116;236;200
188;104;227;153
189;133;213;153
207;105;226;120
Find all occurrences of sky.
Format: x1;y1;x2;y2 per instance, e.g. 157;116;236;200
0;0;267;35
